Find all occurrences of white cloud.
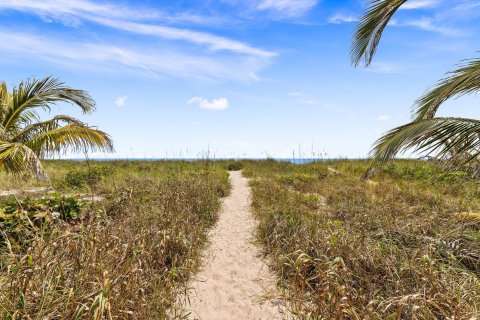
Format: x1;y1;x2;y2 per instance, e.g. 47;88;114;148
89;17;275;58
288;92;346;113
255;0;318;17
400;18;462;36
0;0;212;24
288;91;304;97
328;13;358;24
377;115;392;121
223;0;317;18
115;96;127;107
0;0;275;58
0;31;267;81
365;62;399;74
188;97;230;110
400;0;440;10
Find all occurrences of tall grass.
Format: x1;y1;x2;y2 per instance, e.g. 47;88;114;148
244;159;480;319
0;161;229;319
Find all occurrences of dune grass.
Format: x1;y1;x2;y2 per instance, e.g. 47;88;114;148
0;160;229;319
244;159;480;319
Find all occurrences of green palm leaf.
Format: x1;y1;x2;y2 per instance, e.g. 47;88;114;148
2;77;95;131
365;117;480;177
351;0;407;67
26;123;113;158
12;115;84;142
0;142;47;180
414;58;480;119
0;77;113;180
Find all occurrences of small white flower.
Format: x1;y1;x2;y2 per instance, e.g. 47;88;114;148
51;211;61;219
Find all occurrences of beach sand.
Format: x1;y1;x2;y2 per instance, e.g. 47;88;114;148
181;171;289;320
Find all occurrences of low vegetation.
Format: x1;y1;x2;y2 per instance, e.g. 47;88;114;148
225;161;244;171
244;159;480;319
0;160;229;319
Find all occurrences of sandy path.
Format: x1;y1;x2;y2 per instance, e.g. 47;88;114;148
182;171;288;320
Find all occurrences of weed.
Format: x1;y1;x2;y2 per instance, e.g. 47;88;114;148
245;159;480;319
0;161;229;319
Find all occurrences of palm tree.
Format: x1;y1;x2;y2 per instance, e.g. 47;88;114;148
351;0;480;177
0;77;114;181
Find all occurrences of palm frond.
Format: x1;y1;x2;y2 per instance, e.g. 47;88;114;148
365;117;480;176
25;123;114;158
12;115;84;143
351;0;407;67
2;76;95;131
0;82;9;139
414;58;480;120
0;77;112;181
0;142;47;180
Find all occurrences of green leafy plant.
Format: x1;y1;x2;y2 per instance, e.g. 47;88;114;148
276;173;316;185
226;161;244;171
0;195;82;250
64;167;115;188
0;77;113;180
352;1;480;177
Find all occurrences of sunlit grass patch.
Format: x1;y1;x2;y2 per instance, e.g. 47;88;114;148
246;159;480;319
0;160;229;319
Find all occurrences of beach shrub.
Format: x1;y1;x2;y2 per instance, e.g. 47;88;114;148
226;161;244;171
382;162;443;179
0;195;82;250
247;159;480;319
276;173;315;185
64;166;115;188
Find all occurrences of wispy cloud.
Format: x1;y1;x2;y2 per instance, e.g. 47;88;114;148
328;13;358;24
328;1;460;37
88;17;275;58
188;97;230;110
0;31;266;81
452;0;480;12
396;17;463;36
0;0;275;58
0;0;275;80
365;62;399;74
288;92;346;113
377;115;392;121
400;0;441;10
255;0;318;17
223;0;318;18
434;1;480;23
115;96;127;107
0;0;214;25
288;92;304;97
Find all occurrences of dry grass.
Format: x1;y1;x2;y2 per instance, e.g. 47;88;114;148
244;159;480;319
0;160;229;319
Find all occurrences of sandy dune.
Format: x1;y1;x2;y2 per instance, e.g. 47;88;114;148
182;171;289;320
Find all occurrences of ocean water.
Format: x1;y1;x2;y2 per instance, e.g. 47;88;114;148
64;158;356;164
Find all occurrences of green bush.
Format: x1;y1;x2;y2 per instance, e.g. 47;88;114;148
383;162;442;179
64;167;115;188
0;195;82;249
226;161;243;171
276;173;316;185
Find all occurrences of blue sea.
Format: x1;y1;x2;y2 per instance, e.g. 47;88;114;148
63;158;360;164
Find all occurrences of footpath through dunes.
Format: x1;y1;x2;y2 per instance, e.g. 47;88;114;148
180;171;290;320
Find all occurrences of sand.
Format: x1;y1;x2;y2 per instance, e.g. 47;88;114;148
181;171;289;320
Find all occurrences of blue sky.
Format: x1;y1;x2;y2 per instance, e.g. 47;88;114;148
1;0;480;159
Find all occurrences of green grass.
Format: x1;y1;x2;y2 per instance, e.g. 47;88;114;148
244;159;480;319
0;160;230;319
3;158;479;319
